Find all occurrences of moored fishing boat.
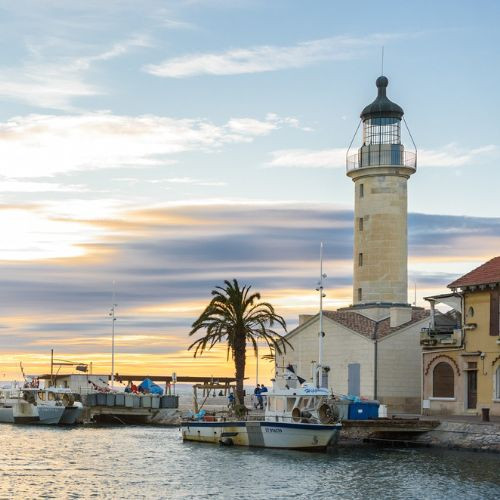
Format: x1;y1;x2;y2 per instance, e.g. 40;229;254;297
49;387;84;424
182;243;342;451
181;385;341;451
0;388;66;425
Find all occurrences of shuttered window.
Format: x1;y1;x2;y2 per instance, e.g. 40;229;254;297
433;362;455;398
490;289;499;336
496;366;500;400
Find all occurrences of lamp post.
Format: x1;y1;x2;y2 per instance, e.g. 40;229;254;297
315;243;327;388
109;282;117;389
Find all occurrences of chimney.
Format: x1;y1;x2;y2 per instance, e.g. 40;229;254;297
390;306;412;328
298;314;313;326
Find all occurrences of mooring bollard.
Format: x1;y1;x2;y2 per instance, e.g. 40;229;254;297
481;408;490;422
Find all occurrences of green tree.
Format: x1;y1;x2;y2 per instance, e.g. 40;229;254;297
189;279;289;405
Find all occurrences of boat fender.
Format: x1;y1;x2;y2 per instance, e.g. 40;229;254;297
219;437;234;446
292;407;312;422
23;392;36;405
318;403;339;424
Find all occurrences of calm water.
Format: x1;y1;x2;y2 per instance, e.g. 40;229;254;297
0;425;498;499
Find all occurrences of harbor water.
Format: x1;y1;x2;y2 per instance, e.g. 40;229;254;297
0;425;498;499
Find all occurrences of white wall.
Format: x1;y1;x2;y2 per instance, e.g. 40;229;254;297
377;321;425;399
278;316;375;398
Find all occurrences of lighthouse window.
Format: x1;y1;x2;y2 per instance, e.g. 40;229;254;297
363;117;401;145
358;253;363;266
358;288;362;301
358;217;364;231
359;184;364;198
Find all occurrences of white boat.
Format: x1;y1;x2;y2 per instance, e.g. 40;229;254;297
0;388;65;425
48;387;84;425
181;385;341;451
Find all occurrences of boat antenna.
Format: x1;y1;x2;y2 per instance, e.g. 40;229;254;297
315;243;327;388
109;280;117;389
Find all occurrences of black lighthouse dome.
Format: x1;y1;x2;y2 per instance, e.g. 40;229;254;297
360;76;404;121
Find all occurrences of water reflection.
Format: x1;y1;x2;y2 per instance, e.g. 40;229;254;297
0;425;498;499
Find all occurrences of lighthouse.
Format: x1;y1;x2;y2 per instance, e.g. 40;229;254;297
346;76;416;306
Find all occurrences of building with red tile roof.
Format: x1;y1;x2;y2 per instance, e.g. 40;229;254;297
448;256;500;290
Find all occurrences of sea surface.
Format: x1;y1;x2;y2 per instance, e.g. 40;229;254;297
0;425;498;499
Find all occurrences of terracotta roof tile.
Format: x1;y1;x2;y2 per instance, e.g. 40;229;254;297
322;307;429;339
447;256;500;289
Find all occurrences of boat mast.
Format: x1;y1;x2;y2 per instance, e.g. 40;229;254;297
316;242;327;387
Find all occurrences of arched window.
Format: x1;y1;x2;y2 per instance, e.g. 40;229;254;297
433;362;455;398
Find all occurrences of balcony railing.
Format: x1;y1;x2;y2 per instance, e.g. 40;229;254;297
420;328;463;347
346;150;417;172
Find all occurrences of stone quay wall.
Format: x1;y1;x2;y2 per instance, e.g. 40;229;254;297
339;419;500;453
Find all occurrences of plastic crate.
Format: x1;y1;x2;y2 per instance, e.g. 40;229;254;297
348;401;379;420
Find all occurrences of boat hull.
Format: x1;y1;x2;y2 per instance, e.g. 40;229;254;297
59;405;83;425
36;406;65;425
181;420;341;451
0;403;64;425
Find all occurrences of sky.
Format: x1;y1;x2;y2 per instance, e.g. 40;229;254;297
0;0;499;382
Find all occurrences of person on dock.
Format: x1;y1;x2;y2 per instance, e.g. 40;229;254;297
259;384;268;410
253;384;261;409
254;384;264;410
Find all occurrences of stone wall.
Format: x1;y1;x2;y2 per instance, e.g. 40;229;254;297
417;420;500;452
339;419;500;453
348;167;413;305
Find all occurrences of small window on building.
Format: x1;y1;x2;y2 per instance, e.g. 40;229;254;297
433;362;454;398
467;306;474;318
496;366;500;400
358;217;364;231
358;253;363;266
357;288;362;301
359;184;364;198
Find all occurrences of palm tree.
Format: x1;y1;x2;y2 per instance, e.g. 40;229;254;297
188;279;289;405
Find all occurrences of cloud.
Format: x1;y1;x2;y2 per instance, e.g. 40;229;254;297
0;112;297;178
0;201;498;377
144;33;401;78
161;18;197;30
266;144;498;169
0;179;86;193
419;143;497;167
0;36;150;110
267;148;346;168
148;177;227;187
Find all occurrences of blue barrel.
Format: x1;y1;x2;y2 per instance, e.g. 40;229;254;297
141;396;152;408
106;394;115;407
96;393;107;406
115;394;125;406
160;395;179;408
132;396;140;408
151;397;160;409
125;394;134;408
86;393;97;406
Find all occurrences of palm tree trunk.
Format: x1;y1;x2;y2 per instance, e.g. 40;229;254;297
234;332;246;405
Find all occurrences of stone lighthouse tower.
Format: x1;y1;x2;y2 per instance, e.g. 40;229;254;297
346;76;416;306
